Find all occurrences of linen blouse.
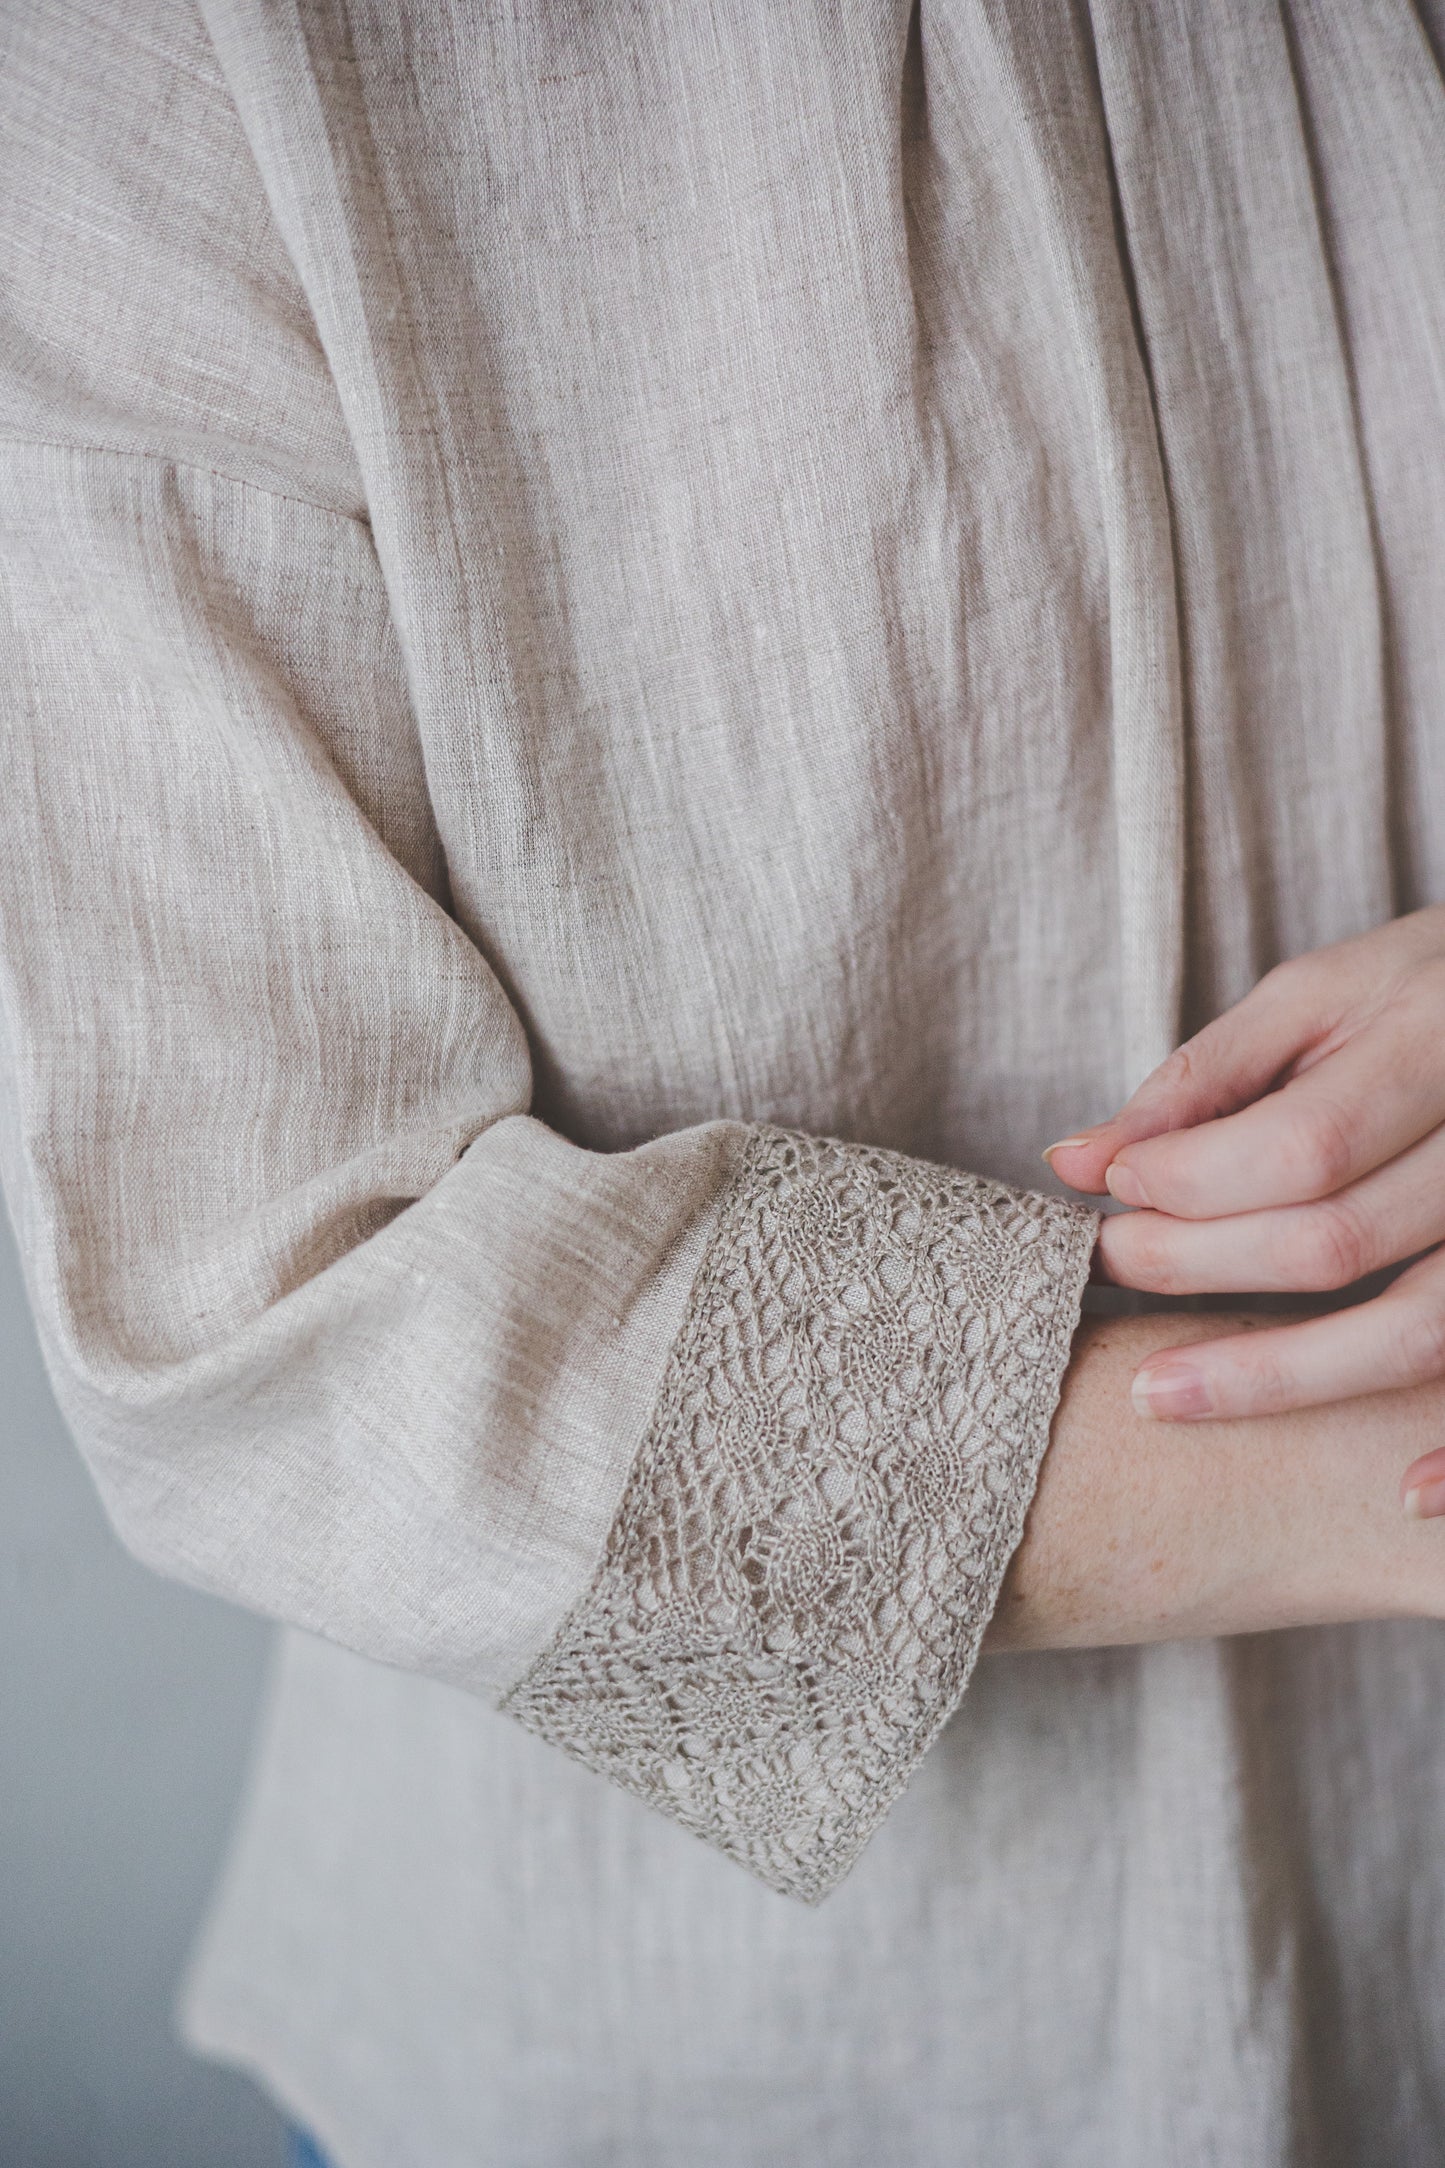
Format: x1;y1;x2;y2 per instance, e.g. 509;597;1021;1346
2;1;1443;2162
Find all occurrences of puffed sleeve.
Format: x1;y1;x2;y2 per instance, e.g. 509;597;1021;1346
0;0;1097;1902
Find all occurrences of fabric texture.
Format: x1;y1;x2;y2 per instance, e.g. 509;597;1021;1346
502;1124;1095;1901
0;0;1442;2164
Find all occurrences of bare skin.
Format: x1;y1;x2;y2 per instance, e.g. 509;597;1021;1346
1043;907;1445;1515
983;1309;1445;1654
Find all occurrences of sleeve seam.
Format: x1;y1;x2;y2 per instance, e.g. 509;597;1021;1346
0;433;368;528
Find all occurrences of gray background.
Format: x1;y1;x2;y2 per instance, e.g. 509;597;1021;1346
0;1202;287;2167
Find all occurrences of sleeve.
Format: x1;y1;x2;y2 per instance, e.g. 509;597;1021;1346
0;0;1099;1904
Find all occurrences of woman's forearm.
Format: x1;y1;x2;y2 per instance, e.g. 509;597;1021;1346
983;1311;1445;1653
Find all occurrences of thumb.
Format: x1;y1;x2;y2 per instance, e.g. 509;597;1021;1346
1041;961;1329;1196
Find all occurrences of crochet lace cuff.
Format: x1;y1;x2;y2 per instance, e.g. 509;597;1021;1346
500;1124;1099;1903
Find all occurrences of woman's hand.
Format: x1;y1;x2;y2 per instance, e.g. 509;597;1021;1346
1041;906;1445;1517
983;1312;1445;1651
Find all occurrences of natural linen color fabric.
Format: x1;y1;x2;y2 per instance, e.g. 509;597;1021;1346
502;1126;1093;1901
0;0;1107;1908
0;0;1442;2161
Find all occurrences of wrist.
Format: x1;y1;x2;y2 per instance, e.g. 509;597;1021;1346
985;1310;1443;1653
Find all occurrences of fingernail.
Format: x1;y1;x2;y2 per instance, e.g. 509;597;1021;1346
1042;1134;1096;1163
1403;1480;1445;1520
1131;1362;1212;1420
1105;1161;1150;1208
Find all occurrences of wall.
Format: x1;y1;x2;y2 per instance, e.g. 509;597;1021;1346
0;1204;285;2167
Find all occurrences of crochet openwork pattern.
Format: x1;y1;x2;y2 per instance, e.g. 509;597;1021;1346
501;1124;1098;1902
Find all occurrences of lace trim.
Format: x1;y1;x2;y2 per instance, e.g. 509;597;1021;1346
501;1124;1099;1903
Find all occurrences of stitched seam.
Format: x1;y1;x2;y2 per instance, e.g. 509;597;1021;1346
501;1123;1099;1903
0;435;367;526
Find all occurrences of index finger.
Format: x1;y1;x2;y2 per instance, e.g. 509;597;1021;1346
1043;960;1330;1194
1106;1019;1440;1219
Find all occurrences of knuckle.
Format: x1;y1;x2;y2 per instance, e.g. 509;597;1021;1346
1290;1199;1372;1292
1260;951;1325;1007
1387;979;1445;1083
1401;953;1445;1014
1158;1043;1198;1093
1389;1300;1445;1386
1112;1214;1186;1294
1259;954;1306;993
1136;1042;1200;1109
1283;1099;1357;1197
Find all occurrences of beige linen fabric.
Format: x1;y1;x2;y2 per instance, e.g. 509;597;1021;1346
1;0;1443;2162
